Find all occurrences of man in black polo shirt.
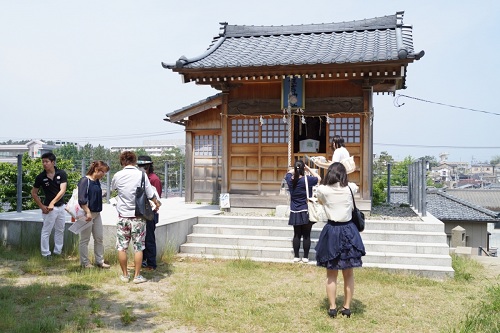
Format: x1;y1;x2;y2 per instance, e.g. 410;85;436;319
31;152;68;259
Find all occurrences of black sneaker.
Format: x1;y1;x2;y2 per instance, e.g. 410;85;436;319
44;255;53;261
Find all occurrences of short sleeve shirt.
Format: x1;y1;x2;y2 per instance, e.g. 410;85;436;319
33;167;68;206
285;173;318;212
77;176;103;213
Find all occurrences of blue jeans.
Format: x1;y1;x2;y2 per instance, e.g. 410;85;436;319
143;212;158;268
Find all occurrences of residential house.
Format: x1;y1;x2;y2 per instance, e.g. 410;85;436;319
110;141;185;157
0;140;65;163
391;188;500;252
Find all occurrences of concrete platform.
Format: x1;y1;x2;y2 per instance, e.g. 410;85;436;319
0;197;221;255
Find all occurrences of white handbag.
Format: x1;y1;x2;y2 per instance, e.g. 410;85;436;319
305;176;327;222
65;178;89;221
341;156;356;174
65;188;85;220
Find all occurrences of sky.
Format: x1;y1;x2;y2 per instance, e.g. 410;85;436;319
1;1;499;163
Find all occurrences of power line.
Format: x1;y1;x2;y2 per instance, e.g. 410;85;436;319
394;94;500;116
0;130;185;143
375;142;500;149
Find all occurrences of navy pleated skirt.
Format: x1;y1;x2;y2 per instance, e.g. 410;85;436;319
315;220;366;270
288;210;311;226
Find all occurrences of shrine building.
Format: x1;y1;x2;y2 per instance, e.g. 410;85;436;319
162;11;424;210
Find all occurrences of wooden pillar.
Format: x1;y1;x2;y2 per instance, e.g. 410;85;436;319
221;91;230;193
362;81;374;201
185;131;193;202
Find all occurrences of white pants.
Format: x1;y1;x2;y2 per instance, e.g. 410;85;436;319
41;205;66;256
79;212;104;266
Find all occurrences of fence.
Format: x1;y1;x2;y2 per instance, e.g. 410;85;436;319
2;155;185;213
407;159;427;216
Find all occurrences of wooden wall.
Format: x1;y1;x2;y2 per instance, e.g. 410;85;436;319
183;79;370;200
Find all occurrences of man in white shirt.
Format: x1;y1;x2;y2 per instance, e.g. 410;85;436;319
111;151;161;284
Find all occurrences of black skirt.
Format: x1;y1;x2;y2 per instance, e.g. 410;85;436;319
288;210;312;226
315;220;366;270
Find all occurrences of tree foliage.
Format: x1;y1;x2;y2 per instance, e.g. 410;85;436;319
0;153;80;212
490;155;500;166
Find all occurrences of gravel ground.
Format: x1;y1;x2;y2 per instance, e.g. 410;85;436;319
222;203;421;220
368;203;421;220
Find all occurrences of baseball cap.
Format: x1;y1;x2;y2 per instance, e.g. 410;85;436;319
137;155;153;165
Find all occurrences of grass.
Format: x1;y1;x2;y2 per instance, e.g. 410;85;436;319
0;245;498;332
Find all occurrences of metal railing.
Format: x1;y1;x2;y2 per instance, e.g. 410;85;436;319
1;155;185;213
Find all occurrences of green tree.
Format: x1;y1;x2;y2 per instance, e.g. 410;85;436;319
155;147;185;191
0;153;80;212
372;178;387;205
490;155;500;166
55;144;80;162
421;155;438;168
391;156;414;186
373;151;394;183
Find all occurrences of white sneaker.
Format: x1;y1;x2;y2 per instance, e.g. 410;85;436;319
302;258;309;263
133;275;147;284
293;257;301;263
120;275;130;283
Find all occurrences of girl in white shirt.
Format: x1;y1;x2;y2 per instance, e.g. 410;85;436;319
331;135;350;163
315;162;365;319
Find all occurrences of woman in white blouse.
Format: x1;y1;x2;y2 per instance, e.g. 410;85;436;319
330;135;350;162
315;162;365;318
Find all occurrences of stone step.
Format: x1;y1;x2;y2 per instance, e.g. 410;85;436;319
198;216;441;233
186;233;450;256
363;251;452;267
181;213;454;279
179;243;452;267
363;240;450;255
192;223;447;243
360;230;446;243
364;220;444;232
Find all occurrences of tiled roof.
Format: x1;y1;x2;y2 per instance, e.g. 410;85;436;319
390;189;500;222
444;189;500;212
163;11;423;70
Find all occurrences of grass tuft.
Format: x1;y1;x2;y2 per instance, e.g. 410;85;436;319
452;254;483;282
120;306;137;325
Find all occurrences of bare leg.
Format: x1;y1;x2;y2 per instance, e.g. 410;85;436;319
342;268;354;309
118;250;128;276
133;251;143;278
326;269;339;310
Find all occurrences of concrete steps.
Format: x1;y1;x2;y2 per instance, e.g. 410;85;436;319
180;215;454;279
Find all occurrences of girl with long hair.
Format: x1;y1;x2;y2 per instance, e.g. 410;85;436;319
284;160;321;263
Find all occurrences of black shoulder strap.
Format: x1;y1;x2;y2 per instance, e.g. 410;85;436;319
348;186;357;210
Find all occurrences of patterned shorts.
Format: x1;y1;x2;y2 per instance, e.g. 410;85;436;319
116;217;146;252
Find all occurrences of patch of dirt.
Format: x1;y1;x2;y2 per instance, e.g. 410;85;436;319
0;258;209;333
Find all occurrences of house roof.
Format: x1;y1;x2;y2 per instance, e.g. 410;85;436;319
162;11;424;90
390;188;500;222
444;189;500;212
164;93;222;126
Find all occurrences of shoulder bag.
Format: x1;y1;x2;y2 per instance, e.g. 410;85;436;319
135;172;154;221
341;156;356;174
65;178;89;221
305;176;327;222
348;186;365;232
